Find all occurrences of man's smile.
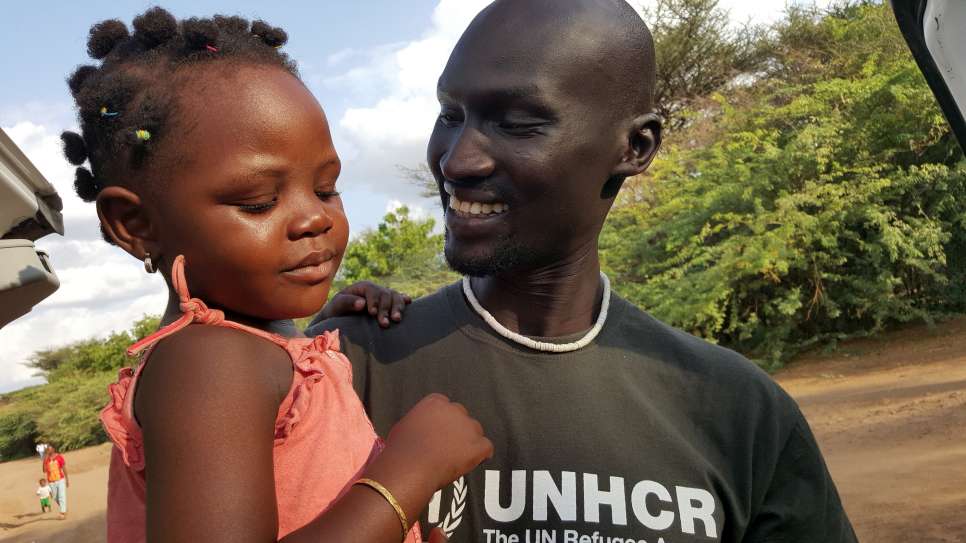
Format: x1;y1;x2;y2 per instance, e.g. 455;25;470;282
447;196;509;217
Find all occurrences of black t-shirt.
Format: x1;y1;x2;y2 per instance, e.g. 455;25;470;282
308;282;856;543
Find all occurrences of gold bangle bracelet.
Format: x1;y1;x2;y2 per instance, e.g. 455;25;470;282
355;478;410;539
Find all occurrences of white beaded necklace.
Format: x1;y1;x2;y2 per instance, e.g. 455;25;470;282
462;273;611;353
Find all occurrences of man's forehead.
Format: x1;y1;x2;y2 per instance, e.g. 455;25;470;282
437;82;542;101
438;36;613;106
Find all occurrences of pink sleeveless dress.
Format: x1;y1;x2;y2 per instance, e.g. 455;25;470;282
99;255;420;542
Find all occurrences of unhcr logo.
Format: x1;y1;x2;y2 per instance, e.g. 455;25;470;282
427;470;719;541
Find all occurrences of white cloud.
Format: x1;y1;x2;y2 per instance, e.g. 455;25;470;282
327;0;493;201
386;199;430;220
341;0;494;144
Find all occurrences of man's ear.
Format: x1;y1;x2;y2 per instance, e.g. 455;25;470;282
611;112;663;178
96;186;159;261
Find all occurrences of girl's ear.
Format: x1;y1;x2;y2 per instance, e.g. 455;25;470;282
611;112;663;179
96;186;159;261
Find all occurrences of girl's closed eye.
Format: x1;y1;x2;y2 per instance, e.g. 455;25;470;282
236;197;278;213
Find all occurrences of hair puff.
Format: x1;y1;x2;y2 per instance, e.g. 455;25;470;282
182;18;221;50
212;15;250;34
64;6;298;215
67;65;99;97
73;167;101;202
87;19;129;60
132;7;178;49
76;70;139;126
251;20;287;48
61;132;89;166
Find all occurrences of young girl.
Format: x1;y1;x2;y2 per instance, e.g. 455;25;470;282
61;8;492;542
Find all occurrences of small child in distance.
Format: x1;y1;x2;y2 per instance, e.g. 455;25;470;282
36;478;52;513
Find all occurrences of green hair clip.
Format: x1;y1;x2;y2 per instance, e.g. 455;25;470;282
135;129;151;141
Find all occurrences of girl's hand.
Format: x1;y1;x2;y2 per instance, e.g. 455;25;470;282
379;394;494;491
319;281;412;328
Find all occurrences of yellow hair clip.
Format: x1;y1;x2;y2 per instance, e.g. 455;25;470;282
135;129;151;141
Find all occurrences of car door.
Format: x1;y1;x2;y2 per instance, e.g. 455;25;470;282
0;127;63;328
892;0;966;151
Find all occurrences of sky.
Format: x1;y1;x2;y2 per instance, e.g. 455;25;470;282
0;0;830;393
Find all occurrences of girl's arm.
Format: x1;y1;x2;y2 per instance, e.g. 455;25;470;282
137;325;289;542
137;325;490;543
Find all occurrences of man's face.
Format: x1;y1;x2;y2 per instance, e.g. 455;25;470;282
427;22;628;276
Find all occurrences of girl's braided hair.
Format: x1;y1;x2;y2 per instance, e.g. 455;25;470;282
61;7;297;242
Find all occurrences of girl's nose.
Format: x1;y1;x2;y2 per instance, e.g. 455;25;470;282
288;199;333;240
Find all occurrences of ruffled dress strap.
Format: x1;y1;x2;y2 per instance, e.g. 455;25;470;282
127;255;288;357
101;255;289;469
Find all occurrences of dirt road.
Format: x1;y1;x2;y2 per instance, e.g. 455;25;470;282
2;318;966;542
0;443;110;542
778;318;966;542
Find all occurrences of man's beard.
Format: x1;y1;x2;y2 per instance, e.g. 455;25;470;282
443;229;540;277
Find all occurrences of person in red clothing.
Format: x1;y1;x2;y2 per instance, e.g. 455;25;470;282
43;445;68;519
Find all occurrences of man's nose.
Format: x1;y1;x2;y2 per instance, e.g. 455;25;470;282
439;126;496;181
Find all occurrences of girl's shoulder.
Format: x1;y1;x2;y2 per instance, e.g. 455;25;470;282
135;324;293;424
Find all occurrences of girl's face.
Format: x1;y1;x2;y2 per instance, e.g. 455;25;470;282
143;65;349;320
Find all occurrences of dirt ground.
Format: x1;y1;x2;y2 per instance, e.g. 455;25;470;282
0;443;110;542
2;318;965;542
778;317;966;542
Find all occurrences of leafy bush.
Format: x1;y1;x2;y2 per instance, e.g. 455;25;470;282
602;3;966;367
0;316;159;461
337;206;458;298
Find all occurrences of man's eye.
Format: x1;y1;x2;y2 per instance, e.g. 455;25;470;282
438;111;463;126
498;121;545;136
316;190;341;201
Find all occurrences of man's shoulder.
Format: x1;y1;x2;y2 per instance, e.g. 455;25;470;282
608;294;790;403
308;281;463;353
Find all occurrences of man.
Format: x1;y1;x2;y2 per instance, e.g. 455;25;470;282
35;441;48;464
43;445;68;519
310;0;857;541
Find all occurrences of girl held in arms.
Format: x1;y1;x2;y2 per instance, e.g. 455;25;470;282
60;8;491;542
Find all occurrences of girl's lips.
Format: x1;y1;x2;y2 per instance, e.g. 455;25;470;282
287;250;336;270
282;259;334;285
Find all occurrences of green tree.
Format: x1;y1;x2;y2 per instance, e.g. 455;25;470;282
1;315;160;460
603;2;966;367
338;206;458;298
640;0;772;129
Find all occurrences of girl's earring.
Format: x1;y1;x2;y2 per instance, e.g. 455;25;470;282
144;253;158;274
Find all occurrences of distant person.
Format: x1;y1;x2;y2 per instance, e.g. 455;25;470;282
310;0;857;541
36;478;52;513
43;445;68;519
59;7;489;543
35;441;47;464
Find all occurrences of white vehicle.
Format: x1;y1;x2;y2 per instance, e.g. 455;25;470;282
0;127;63;329
892;0;966;150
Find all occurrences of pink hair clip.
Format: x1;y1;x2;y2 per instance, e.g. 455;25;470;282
206;44;219;53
